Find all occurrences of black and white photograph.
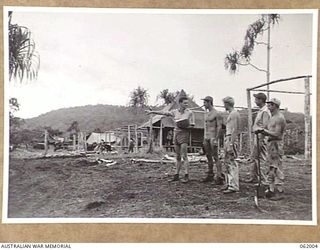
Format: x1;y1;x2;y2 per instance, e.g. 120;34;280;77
3;7;317;224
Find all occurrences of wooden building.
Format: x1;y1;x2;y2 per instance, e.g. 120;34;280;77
139;90;205;151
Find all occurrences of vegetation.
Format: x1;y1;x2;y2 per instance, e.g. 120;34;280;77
157;89;176;104
22;104;150;132
9;98;25;147
8;11;40;82
129;86;149;108
224;14;280;74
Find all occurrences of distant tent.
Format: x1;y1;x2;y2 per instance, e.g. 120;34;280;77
86;132;120;144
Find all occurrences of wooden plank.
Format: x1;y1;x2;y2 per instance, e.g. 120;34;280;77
251;89;306;95
247;75;312;91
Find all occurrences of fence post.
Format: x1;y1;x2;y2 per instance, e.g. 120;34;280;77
73;134;76;151
159;119;163;149
44;129;48;156
128;125;131;147
83;132;87;151
135;124;138;152
147;115;154;153
304;76;311;164
239;132;243;154
247;89;253;155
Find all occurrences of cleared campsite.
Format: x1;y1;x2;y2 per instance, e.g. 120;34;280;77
8;148;312;220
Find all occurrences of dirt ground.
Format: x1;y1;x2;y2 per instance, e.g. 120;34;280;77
7;150;312;221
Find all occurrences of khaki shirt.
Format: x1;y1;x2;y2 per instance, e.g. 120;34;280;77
253;104;271;131
170;108;193;132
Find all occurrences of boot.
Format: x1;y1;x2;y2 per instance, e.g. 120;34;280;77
244;176;258;183
181;174;189;183
168;174;179;182
215;175;225;185
201;173;214;182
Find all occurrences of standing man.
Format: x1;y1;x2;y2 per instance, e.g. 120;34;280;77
245;93;271;183
256;98;286;200
146;96;194;183
222;96;241;194
201;96;224;184
128;138;135;153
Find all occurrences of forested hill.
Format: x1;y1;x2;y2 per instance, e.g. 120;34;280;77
22;104;150;132
22;103;305;133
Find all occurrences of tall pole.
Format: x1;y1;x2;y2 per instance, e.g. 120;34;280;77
140;132;143;147
147;115;154;153
159;119;163;149
247;89;253;155
84;132;87;151
44;129;48;156
266;15;271;100
128;125;130;148
304;76;311;164
203;111;206;138
73;134;76;151
135;124;138;152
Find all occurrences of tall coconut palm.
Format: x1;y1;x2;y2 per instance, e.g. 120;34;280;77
157;89;176;105
8;11;40;82
129;86;149;108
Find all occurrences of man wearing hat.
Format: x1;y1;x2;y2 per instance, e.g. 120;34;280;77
255;98;286;200
245;92;271;183
222;96;241;194
201;96;224;184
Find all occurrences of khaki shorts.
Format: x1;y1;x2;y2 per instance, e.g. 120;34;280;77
174;130;189;145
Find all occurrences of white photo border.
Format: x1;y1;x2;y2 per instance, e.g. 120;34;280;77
2;6;318;225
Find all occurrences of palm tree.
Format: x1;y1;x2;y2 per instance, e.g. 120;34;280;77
67;121;80;133
8;11;40;82
224;14;280;75
129;86;149;108
157;89;176;105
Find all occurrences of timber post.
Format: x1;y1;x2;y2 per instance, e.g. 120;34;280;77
44;129;48;156
304;76;311;164
247;89;253;155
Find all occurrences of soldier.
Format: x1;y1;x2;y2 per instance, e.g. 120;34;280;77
146;96;194;183
245;93;271;183
221;96;241;194
201;96;224;184
128;138;135;153
255;98;286;200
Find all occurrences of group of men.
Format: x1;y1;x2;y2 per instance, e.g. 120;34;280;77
146;92;286;200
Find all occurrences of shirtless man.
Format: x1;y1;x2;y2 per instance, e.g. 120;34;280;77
146;96;193;183
201;96;224;184
255;98;286;200
222;96;241;194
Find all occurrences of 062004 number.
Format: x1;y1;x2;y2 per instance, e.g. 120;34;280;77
300;244;318;248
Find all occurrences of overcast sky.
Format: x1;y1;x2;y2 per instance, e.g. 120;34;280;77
7;9;315;118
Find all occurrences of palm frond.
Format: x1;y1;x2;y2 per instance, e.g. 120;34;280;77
224;51;242;74
8;20;40;82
